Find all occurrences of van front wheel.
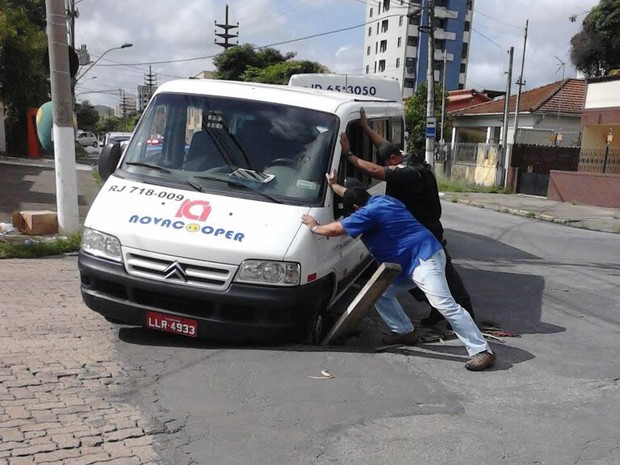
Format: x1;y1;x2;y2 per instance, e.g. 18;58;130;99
301;288;332;345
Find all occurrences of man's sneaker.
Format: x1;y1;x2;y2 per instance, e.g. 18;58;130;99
465;351;496;371
382;330;418;345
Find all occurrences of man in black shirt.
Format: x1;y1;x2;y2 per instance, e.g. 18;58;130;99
339;108;475;326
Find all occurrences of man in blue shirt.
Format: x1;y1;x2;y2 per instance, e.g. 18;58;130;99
301;182;496;371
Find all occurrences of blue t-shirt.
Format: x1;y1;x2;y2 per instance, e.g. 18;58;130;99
341;195;442;278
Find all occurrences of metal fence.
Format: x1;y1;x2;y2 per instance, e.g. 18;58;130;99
578;147;620;174
452;143;477;164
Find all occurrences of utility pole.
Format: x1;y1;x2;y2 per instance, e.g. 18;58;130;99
214;5;239;50
424;0;436;167
46;0;79;234
512;20;528;147
144;65;157;101
65;0;78;50
499;46;514;188
440;49;447;146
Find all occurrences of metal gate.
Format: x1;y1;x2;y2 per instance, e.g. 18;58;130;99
511;145;580;196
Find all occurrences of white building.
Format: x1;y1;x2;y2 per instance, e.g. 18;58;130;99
362;0;474;99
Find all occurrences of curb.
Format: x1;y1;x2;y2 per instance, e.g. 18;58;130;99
451;198;619;234
455;199;571;225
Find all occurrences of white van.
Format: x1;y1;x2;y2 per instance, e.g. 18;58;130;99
78;78;405;343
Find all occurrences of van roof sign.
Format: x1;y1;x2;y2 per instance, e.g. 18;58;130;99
288;73;402;102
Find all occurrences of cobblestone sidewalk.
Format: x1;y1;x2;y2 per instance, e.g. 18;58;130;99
0;256;176;465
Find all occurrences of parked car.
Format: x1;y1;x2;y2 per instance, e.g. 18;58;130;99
76;131;99;147
103;131;133;147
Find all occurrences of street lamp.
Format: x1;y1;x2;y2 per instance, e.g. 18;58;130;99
75;43;133;82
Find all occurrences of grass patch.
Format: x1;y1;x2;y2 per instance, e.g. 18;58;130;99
436;173;506;193
0;233;81;259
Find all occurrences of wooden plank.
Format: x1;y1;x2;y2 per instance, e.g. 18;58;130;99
321;262;402;345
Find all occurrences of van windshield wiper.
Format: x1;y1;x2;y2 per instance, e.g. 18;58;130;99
125;162;204;192
194;174;283;204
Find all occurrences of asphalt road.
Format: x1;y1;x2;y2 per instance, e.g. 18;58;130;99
1;160;618;464
0;160;100;225
111;202;620;465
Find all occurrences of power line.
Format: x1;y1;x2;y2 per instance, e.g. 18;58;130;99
92;12;409;69
474;8;522;29
472;27;504;51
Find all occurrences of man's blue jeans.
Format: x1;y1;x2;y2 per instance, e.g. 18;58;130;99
374;249;490;357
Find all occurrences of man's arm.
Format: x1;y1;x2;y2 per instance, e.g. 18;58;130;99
301;214;346;237
360;107;389;148
339;132;386;181
326;170;346;197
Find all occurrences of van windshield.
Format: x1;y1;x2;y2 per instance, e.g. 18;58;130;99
120;92;339;206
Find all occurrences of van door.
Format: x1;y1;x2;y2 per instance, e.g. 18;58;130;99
323;111;377;299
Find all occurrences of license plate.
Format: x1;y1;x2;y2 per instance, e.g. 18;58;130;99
146;311;197;338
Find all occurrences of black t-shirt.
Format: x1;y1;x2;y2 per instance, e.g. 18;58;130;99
384;162;444;240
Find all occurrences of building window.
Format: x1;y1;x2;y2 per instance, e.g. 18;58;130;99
461;42;468;59
367;46;371;56
407;35;418;47
396;58;400;68
409;14;419;25
374;62;377;73
381;20;389;33
464;21;470;32
366;65;370;74
406;57;416;73
370;7;373;18
435;39;445;51
378;60;386;72
404;79;415;88
397;37;402;47
383;0;390;11
399;16;403;26
368;27;372;37
380;40;387;53
376;23;380;34
375;42;378;54
460;63;466;73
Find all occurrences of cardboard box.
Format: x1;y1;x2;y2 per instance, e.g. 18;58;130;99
12;210;58;236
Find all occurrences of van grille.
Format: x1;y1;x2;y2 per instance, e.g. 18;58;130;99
123;247;237;290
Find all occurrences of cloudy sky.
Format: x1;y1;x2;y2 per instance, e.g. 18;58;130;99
72;0;599;108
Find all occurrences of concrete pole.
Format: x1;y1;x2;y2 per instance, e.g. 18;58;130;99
499;46;514;188
512;20;528;145
425;0;436;167
46;0;80;234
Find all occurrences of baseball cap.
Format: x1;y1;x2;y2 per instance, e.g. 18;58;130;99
377;142;401;164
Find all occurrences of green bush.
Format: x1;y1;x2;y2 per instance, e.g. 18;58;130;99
0;233;82;259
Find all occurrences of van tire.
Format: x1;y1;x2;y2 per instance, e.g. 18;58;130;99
301;286;332;345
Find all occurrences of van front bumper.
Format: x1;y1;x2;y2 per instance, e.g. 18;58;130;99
78;251;328;342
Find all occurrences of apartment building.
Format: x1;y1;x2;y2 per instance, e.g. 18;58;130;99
362;0;474;98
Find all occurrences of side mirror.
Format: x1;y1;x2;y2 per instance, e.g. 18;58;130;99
98;143;123;180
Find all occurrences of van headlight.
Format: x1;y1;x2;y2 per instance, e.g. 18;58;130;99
81;227;122;262
235;260;300;286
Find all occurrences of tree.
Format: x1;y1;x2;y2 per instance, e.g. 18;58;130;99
570;0;620;76
0;0;49;154
75;100;100;132
242;60;329;85
213;43;328;84
404;82;446;157
213;44;258;80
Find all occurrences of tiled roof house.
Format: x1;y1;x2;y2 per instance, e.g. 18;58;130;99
448;79;586;146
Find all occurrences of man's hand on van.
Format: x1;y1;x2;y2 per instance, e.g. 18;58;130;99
360;107;369;130
326;169;337;186
326;170;346;198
